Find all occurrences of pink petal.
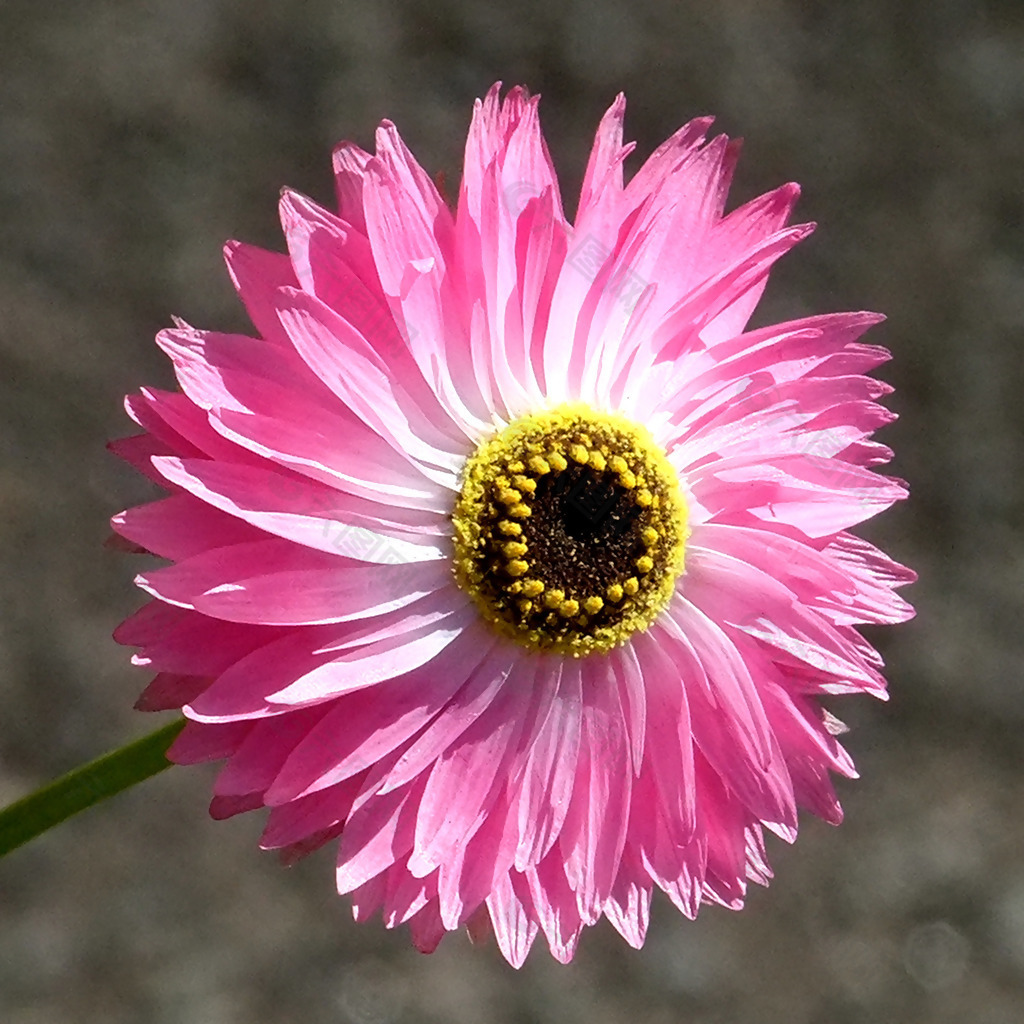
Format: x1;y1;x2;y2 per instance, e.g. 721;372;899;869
576;93;632;222
382;860;436;926
110;85;915;966
658;606;797;830
185;625;349;722
629;632;697;842
268;599;475;705
603;847;653;949
525;854;584;964
121;603;283;678
137;538;447;625
280;188;381;308
151;456;447;561
335;777;426;894
331;141;372;233
222;240;299;346
127;386;264;466
687;451;908;538
266;627;497;802
112;494;263;561
437;789;519;930
513;660;582;870
683;546;887;695
375;641;518;796
558;656;632;922
275;286;468;479
408;658;536;877
407;900;447;954
486;872;539;969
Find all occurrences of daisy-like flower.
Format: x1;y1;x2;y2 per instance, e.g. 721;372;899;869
111;84;914;966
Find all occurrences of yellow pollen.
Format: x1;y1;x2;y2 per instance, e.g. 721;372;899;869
450;403;689;656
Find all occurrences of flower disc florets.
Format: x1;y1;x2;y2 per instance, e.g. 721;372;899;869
452;404;689;656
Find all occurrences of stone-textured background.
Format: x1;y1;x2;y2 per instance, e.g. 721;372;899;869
2;1;1022;1021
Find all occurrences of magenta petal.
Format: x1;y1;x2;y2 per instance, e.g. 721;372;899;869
168;719;254;765
134;672;208;712
214;704;332;798
407;900;447;954
261;778;361;850
382;861;436;927
349;873;387;923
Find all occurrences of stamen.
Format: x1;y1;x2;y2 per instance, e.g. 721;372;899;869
451;403;689;656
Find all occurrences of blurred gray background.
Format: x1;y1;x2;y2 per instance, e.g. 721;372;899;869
1;1;1022;1022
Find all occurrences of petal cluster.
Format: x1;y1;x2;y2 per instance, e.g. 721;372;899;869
112;85;914;966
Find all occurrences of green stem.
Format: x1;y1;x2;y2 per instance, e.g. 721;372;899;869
0;719;186;857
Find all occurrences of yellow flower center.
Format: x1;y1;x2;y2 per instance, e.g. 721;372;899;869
451;404;689;656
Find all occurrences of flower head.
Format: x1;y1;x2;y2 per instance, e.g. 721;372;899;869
112;85;914;966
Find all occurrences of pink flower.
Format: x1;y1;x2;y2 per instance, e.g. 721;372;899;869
112;84;914;966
